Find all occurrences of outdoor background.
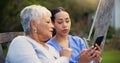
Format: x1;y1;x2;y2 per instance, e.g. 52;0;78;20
0;0;120;63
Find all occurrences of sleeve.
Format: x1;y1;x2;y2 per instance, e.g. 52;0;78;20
79;38;87;50
73;36;87;50
6;37;42;63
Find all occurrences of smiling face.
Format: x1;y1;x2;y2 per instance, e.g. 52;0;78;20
53;11;71;36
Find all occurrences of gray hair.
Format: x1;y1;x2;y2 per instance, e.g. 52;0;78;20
20;5;51;35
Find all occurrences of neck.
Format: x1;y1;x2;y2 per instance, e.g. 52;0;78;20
54;35;69;48
27;32;48;48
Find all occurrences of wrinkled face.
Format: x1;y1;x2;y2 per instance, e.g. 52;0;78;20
36;14;54;41
54;11;71;36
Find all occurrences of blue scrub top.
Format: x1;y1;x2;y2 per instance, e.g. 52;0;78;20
47;35;87;63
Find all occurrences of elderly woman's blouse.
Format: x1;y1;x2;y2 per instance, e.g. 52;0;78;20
6;36;69;63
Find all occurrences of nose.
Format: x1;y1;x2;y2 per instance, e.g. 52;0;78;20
63;22;67;28
51;23;54;29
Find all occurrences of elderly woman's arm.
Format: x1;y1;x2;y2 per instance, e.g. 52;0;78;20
6;36;42;63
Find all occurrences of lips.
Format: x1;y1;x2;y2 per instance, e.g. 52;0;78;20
63;29;68;33
50;30;53;33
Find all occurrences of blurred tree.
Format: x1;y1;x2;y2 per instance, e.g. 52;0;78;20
0;0;98;33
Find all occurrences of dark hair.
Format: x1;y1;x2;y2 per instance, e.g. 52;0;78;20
51;7;65;22
50;7;66;37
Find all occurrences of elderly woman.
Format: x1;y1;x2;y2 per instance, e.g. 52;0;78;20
5;5;72;63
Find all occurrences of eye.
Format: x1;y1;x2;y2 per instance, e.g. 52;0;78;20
65;18;70;23
66;20;69;23
47;21;50;23
46;20;50;23
57;21;63;24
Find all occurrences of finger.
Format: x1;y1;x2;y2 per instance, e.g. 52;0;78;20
86;46;96;57
93;51;101;63
93;46;97;51
95;51;101;57
80;49;87;55
89;53;96;60
89;47;99;57
90;51;98;59
88;47;97;56
95;44;101;51
87;46;94;52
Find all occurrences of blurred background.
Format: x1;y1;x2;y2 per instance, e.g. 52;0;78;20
0;0;120;63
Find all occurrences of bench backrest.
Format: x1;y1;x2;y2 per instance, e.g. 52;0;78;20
0;32;23;63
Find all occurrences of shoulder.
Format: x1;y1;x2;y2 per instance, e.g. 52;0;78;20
47;38;56;46
68;35;86;46
68;35;84;42
11;36;27;43
12;36;26;42
8;36;36;54
68;35;87;49
6;36;41;63
11;36;25;44
10;36;33;49
47;38;59;47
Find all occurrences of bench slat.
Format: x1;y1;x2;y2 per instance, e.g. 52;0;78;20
0;32;23;63
0;32;24;43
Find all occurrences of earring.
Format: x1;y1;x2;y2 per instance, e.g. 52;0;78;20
34;28;37;33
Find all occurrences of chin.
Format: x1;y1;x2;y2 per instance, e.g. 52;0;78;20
62;33;68;36
44;35;52;42
47;35;52;39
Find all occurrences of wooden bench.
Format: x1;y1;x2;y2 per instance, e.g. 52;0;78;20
0;32;23;63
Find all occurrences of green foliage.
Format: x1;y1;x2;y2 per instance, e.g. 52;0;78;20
105;35;120;50
0;0;23;32
0;0;98;32
102;50;120;63
106;26;115;39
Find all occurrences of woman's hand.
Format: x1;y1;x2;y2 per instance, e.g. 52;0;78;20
79;46;96;63
93;44;101;63
60;48;72;59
